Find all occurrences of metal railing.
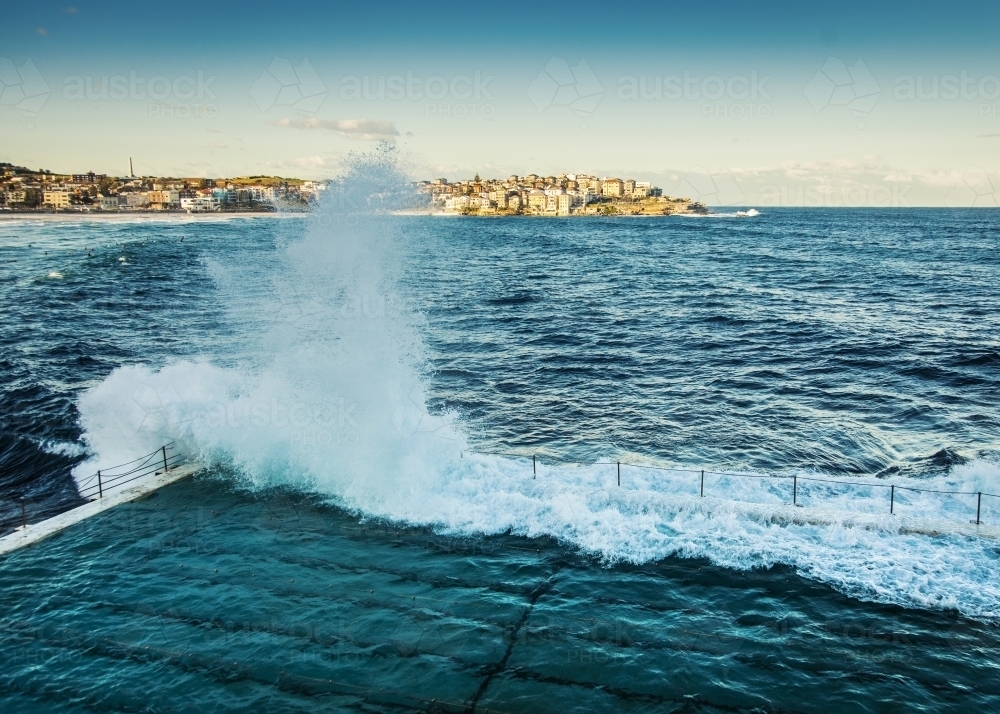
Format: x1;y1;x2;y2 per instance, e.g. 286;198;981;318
1;443;188;538
75;443;185;501
492;453;999;527
0;497;81;539
4;445;994;539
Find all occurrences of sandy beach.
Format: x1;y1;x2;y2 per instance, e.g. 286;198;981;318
0;211;307;223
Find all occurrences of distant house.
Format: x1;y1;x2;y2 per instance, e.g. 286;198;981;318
527;189;547;211
1;189;26;206
448;195;470;211
119;193;150;209
180;196;221;212
98;195;119;211
557;194;571;216
602;179;624;198
72;172;106;184
147;190;180;209
43;190;71;209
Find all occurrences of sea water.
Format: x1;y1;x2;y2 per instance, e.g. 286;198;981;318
1;201;999;711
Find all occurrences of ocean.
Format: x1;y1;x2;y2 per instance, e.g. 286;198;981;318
1;206;999;712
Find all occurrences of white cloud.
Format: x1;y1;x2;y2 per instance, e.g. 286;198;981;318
288;156;328;168
275;117;399;141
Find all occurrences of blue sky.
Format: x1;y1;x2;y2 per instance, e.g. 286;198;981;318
3;0;1000;205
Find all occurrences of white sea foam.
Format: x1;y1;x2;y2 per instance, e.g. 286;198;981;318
37;438;88;458
72;148;1000;621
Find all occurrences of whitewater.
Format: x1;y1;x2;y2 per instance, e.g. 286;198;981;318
59;161;1000;623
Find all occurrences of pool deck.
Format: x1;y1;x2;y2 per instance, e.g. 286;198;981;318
695;496;1000;540
0;463;203;556
2;465;996;557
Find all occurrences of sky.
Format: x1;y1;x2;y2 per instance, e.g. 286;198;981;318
2;0;1000;206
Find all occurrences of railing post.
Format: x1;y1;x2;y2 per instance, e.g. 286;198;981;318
976;492;982;525
20;498;26;530
617;461;620;487
890;485;894;515
700;470;704;497
98;470;103;499
162;445;169;473
533;455;536;479
793;475;797;505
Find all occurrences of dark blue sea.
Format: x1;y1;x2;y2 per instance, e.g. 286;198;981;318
1;208;999;712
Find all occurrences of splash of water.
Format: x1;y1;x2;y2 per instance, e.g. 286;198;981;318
75;144;465;514
73;145;1000;620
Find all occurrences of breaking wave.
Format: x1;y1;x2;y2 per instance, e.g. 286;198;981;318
73;145;1000;621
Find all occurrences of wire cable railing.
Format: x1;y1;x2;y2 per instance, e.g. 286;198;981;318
4;445;995;540
1;443;187;539
77;443;185;501
482;452;998;528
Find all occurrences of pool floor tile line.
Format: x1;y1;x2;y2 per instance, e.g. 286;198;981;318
466;575;558;713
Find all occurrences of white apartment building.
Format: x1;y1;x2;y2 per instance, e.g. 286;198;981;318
180;196;221;212
446;195;471;211
2;189;26;205
235;186;276;204
211;188;233;204
120;193;151;209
